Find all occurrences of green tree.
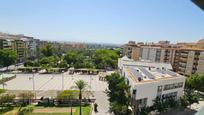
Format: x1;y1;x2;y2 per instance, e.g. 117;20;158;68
0;94;15;110
64;51;78;65
0;49;17;69
75;80;87;115
152;97;167;113
18;92;34;106
180;95;189;108
93;50;119;69
41;44;55;57
186;74;204;92
39;56;59;68
0;89;6;94
24;60;34;67
106;73;131;115
57;90;79;100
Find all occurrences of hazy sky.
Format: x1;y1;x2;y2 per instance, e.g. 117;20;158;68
0;0;204;44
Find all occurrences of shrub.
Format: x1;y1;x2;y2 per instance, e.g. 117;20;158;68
17;106;33;115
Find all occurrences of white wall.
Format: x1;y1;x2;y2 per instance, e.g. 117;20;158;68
127;76;185;106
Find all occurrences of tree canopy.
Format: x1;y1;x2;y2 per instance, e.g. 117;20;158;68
106;73;131;115
57;90;79;100
0;49;17;68
63;49;119;69
185;74;204;92
93;50;119;69
40;44;55;57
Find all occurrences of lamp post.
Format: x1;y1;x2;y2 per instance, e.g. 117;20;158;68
62;71;64;91
90;75;92;91
70;98;73;115
29;70;36;99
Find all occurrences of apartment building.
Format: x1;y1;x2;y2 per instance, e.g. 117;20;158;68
173;48;204;76
0;32;40;63
122;41;140;61
118;57;186;114
122;40;204;76
0;39;15;50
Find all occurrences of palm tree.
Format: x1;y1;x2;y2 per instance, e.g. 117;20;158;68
75;80;87;115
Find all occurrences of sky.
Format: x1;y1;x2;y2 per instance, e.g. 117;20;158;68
0;0;204;44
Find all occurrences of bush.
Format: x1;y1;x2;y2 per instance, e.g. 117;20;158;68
24;60;33;67
57;90;79;100
17;106;34;115
0;107;14;114
0;89;6;94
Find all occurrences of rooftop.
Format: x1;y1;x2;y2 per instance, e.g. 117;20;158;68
124;66;184;83
119;56;172;70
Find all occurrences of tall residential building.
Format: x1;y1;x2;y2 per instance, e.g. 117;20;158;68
118;57;186;114
0;32;40;63
173;48;204;76
122;41;141;61
122;39;204;76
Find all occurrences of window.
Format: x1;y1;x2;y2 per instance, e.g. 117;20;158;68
162;92;177;100
164;82;183;91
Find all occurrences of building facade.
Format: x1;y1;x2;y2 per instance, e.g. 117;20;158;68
118;57;186;114
122;40;204;76
0;32;40;63
122;41;141;61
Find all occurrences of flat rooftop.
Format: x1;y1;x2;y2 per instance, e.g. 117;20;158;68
124;66;184;83
119;56;172;70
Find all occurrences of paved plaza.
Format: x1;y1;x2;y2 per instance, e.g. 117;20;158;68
1;72;108;91
0;72;113;115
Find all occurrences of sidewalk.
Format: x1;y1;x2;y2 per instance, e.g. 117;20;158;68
92;91;112;115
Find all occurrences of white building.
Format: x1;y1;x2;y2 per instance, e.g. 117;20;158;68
118;56;186;113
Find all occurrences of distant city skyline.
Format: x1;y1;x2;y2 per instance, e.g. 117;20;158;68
0;0;204;44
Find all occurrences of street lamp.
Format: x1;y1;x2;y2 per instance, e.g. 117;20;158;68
29;70;36;99
62;70;64;91
90;75;92;91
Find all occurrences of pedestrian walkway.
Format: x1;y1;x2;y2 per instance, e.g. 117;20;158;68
92;91;112;115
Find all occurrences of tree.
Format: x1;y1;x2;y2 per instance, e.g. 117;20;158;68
57;90;79;100
178;87;199;109
152;97;166;113
0;89;6;94
75;80;87;115
64;51;78;65
39;56;59;68
106;73;131;115
24;60;34;67
185;88;199;108
0;94;15;110
186;74;204;92
180;95;189;108
0;49;17;70
41;44;55;57
18;92;34;106
93;50;119;69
